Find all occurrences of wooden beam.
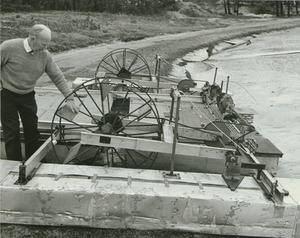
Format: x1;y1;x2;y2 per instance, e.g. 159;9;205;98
24;131;59;178
239;145;287;204
80;132;235;159
72;77;177;90
162;124;174;143
177;127;220;141
111;91;202;103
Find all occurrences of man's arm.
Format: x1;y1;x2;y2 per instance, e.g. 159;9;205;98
0;42;10;89
0;41;9;67
45;52;79;113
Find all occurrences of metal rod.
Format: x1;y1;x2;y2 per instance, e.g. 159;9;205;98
213;67;218;84
220;81;224;92
156;56;161;93
83;85;104;116
99;82;106;124
169;90;175;125
170;92;181;176
123;48;126;68
130;64;148;75
102;59;118;72
110;54;121;71
155;54;159;75
226;76;230;94
127;54;138;71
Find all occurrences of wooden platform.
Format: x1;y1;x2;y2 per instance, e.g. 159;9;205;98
0;85;298;237
0;160;299;237
29;86;283;174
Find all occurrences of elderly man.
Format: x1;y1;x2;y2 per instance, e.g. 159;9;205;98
0;24;79;161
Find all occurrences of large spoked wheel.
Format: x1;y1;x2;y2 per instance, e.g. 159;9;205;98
95;48;152;80
51;77;161;168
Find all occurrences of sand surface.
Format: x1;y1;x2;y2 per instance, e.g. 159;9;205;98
172;27;300;178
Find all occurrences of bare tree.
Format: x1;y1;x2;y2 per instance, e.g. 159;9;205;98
223;0;227;14
280;1;284;16
227;0;232;14
234;1;240;15
72;0;78;10
275;1;280;16
287;1;291;16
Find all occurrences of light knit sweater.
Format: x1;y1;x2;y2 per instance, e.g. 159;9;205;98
0;38;72;98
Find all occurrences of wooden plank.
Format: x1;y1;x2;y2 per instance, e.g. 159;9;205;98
24;132;59;178
162;124;174;143
81;132;235;159
110;91;202;103
0;164;299;237
72;77;177;90
177;127;219;141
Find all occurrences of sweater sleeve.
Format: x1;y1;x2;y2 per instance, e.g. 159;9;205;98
44;51;73;99
0;42;10;88
0;41;10;68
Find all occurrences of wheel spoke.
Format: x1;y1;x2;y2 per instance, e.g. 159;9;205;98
112;148;126;165
123;49;126;68
127;54;138;71
124;149;138;167
131;65;148;75
74;91;100;124
83;84;105;116
99;64;118;75
114;56;122;70
110;54;121;71
115;102;152;133
135;150;155;162
110;148;114;165
99;82;108;123
57;114;94;133
102;59;119;72
119;100;151;121
66;145;97;164
61;124;99;131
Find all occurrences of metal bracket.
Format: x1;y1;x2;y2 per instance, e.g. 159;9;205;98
15;164;28;185
239;145;288;204
222;152;244;191
222;174;244;191
15;129;60;185
162;171;181;180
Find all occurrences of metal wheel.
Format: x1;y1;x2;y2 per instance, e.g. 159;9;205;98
95;48;152;80
51;77;161;168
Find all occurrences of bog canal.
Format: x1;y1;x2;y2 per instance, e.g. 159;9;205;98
171;27;300;178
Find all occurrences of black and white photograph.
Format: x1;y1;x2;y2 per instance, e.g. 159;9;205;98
1;0;300;237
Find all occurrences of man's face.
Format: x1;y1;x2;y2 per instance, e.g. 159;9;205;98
32;31;51;51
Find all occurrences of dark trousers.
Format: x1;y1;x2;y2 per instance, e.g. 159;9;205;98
1;88;40;161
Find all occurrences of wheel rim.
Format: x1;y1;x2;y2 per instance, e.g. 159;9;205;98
95;48;152;80
51;77;161;167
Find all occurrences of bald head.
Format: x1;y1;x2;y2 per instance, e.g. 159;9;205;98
28;24;52;51
30;24;51;39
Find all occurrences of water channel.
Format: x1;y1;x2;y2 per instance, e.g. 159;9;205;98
170;27;300;178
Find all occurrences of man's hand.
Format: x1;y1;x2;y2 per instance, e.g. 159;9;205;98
66;99;80;114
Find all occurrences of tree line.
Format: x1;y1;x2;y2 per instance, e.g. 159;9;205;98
222;0;299;17
1;0;178;14
1;0;299;16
